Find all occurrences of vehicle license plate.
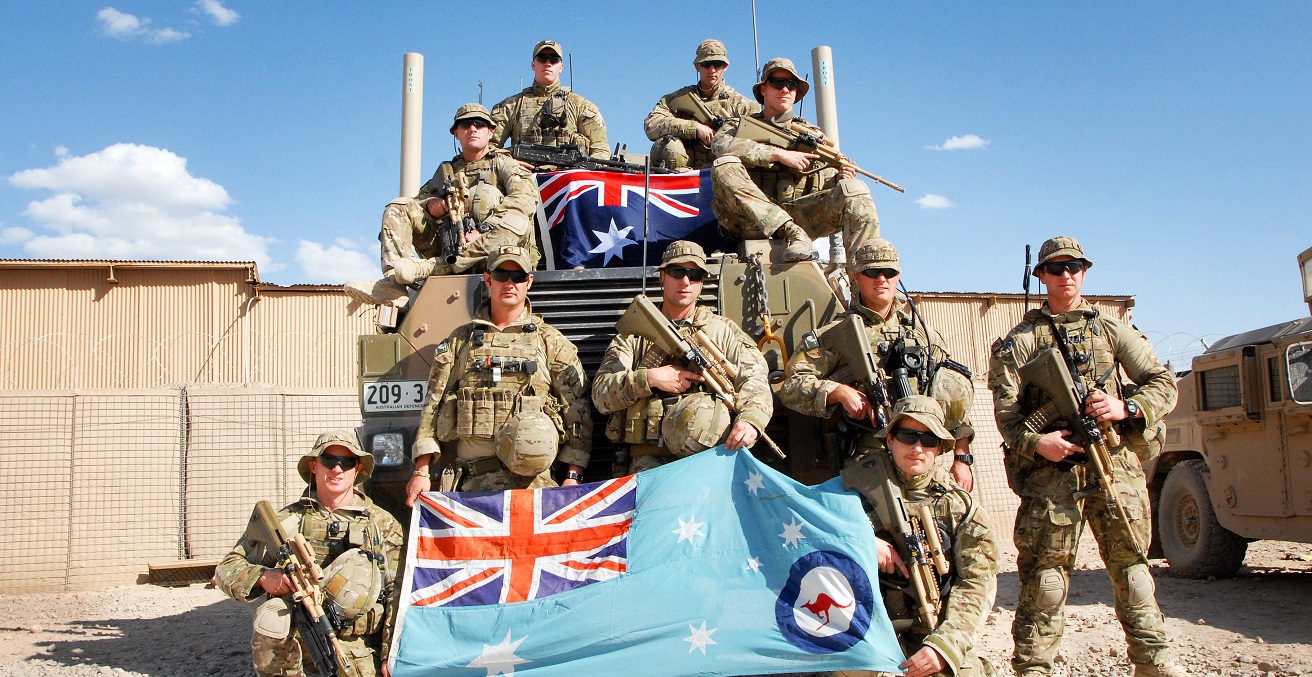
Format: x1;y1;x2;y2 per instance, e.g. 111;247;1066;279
362;380;428;412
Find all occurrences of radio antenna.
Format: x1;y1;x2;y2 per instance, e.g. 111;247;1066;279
751;0;761;78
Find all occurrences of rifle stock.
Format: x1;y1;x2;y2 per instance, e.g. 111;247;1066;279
865;479;946;630
734;115;904;193
666;90;725;131
819;314;890;431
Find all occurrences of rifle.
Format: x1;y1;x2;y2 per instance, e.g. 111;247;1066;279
253;500;359;677
819;314;892;433
666;89;726;131
424;167;489;264
615;294;786;460
511;143;674;174
734;115;904;193
864;478;949;631
1017;346;1146;559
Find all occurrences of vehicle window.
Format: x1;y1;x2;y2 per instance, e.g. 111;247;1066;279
1268;357;1283;402
1199;364;1242;410
1288;342;1312;405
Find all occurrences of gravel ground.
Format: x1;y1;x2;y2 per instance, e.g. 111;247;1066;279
1;541;1309;677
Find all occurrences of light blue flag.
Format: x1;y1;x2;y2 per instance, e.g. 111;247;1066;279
389;447;904;676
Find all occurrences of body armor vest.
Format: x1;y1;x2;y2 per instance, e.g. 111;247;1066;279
455;325;554;443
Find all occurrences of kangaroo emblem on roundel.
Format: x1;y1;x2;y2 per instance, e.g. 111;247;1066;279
801;592;853;629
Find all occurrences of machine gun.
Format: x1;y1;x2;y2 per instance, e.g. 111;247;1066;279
511;143;674;174
1017;346;1146;559
863;478;950;631
734;115;904;193
253;500;359;677
615;294;786;460
666;89;726;130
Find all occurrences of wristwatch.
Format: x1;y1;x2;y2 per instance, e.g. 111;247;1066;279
1125;399;1141;419
566;470;583;481
953;453;974;466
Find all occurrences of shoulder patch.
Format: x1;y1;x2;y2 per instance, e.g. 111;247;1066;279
991;337;1012;356
800;330;820;352
434;340;449;356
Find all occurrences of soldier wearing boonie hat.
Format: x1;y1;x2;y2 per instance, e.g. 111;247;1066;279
214;429;404;677
836;395;1000;677
593;240;773;474
645;39;760;171
1031;235;1092;275
487;39;610;164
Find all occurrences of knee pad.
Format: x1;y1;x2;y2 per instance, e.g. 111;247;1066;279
1124;563;1155;606
252;596;293;640
838;177;870;197
1033;568;1067;612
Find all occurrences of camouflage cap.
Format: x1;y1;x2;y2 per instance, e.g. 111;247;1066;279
487;245;533;272
449;102;493;134
298;429;373;485
753;57;810;103
694;39;729;65
875;395;954;443
658;240;707;270
847;238;901;274
533;39;563;58
1033;235;1093;276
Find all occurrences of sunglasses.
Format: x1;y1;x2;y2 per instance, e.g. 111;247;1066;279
535;54;562;65
664;265;707;282
699;60;728;69
767;77;800;91
1039;260;1088;277
860;268;899;280
889;428;945;448
317;455;359;471
455;119;492;130
489;268;531;284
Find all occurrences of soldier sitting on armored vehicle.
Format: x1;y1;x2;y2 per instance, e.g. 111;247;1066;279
405;246;592;504
644;39;759;171
710;57;881;263
492;39;609;170
780;239;977;488
344;103;540;308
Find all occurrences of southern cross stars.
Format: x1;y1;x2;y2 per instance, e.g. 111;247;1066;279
684;620;718;654
467;630;530;676
743;471;765;495
672;515;705;543
779;518;805;548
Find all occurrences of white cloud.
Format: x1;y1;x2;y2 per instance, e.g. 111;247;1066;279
1;227;34;245
916;194;955;209
195;0;239;26
928;134;990;151
97;7;190;44
8;144;271;268
294;239;378;284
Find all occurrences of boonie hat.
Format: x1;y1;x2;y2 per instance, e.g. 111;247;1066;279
488;245;533;272
753;57;810;103
694;39;729;65
450;103;494;134
848;238;901;274
658;240;707;270
298;429;373;485
874;395;954;443
533;39;563;58
1033;235;1093;276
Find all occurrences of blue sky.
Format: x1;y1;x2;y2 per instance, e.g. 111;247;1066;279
1;2;1308;365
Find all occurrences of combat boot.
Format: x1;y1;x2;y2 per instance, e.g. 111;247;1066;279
775;222;818;262
1133;660;1190;677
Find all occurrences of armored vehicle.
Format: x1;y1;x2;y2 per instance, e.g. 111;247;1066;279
1154;245;1312;577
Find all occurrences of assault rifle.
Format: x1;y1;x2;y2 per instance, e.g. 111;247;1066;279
254;500;359;677
734;115;905;193
511;143;674;174
820;314;893;433
423;168;488;264
864;478;949;631
666;89;726;130
1017;346;1146;558
615;294;786;460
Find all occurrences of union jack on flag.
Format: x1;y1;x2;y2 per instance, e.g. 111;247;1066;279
407;476;636;607
537;170;703;228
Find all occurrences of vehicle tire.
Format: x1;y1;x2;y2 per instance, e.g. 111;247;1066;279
1158;459;1247;578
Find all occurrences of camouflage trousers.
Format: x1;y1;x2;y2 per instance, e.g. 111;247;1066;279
1009;449;1170;675
710;158;881;254
379;195;539;280
251;598;380;677
649;135;714;171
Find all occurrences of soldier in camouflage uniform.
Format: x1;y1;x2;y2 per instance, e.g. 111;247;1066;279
988;236;1185;677
405;246;592;504
838;396;999;677
781;240;978;485
643;39;759;170
710;57;881;262
592;240;772;473
344;103;540;307
491;39;609;167
214;430;404;677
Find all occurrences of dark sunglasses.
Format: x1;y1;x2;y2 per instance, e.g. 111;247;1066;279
889;428;944;448
490;268;531;284
535;54;562;64
699;60;728;69
767;77;800;91
317;455;359;471
1039;260;1088;277
860;268;899;280
664;265;707;282
455;119;493;130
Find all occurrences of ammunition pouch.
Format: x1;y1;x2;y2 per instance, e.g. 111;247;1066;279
457;455;505;479
613;396;666;445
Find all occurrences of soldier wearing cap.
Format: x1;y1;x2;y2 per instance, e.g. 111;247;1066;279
345;103;541;308
406;245;592;501
214;430;404;677
709;56;882;263
781;239;978;485
592;240;772;473
837;396;999;677
643;39;760;171
989;236;1183;677
490;39;609;167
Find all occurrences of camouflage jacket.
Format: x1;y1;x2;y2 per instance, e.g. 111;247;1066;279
842;453;999;674
710;109;838;203
414;301;593;468
213;489;405;646
490;83;608;159
592;305;772;440
644;82;758;141
415;148;539;237
988;300;1177;461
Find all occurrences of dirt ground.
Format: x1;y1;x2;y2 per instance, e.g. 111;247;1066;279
1;540;1309;677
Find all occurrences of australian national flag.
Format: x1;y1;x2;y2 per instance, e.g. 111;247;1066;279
389;449;904;676
536;168;736;269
